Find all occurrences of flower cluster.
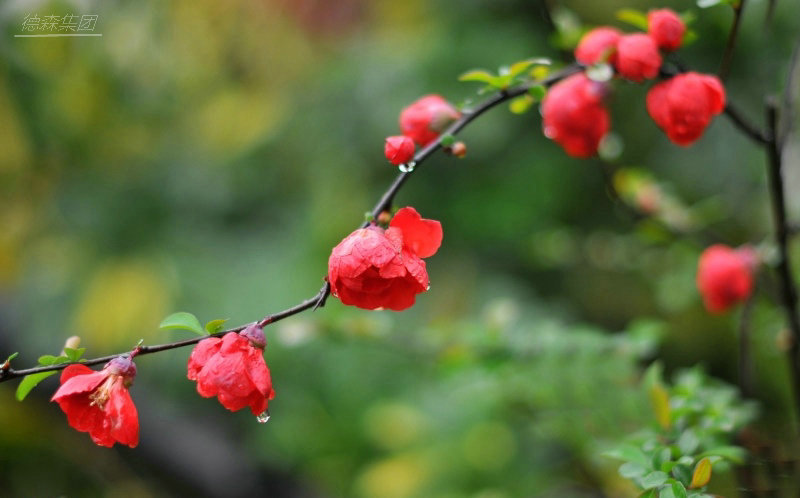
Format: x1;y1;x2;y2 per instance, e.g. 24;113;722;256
328;207;442;311
696;244;757;313
544;8;725;157
383;95;461;165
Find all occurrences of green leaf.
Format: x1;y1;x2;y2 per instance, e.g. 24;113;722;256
16;371;59;401
603;444;650;466
508;58;551;78
616;8;650;30
620;461;649;478
3;352;19;363
677;429;700;455
689;458;712;488
528;85;547;101
697;446;746;464
63;347;86;362
204;318;229;334
440;134;456;147
639;489;658;498
509;95;534;114
668;480;689;498
458;70;501;87
640;471;669;489
682;30;698;46
38;354;69;366
159;312;205;336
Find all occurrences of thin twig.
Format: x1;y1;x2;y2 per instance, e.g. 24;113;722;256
0;64;583;384
764;97;800;428
719;0;747;81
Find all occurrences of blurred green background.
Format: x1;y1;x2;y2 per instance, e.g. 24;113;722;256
1;0;799;496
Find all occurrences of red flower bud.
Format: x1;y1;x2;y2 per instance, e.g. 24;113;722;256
51;357;139;448
697;245;756;313
384;135;415;165
541;73;610;158
575;27;622;65
399;95;460;146
328;207;442;311
187;332;275;416
615;34;662;82
646;72;726;146
648;9;686;52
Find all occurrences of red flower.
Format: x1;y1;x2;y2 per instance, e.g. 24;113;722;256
647;72;726;145
615;34;662;82
648;9;686;52
385;135;415;165
541;73;610;158
399;95;460;146
51;356;139;448
328;206;442;311
697;245;756;312
188;326;275;416
575;27;622;65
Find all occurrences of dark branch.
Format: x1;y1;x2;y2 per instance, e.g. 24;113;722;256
0;63;582;385
764;96;800;423
719;0;747;81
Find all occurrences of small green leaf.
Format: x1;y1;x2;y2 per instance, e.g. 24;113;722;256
697;0;722;7
603;444;650;466
677;429;700;455
689;458;712;488
668;479;689;498
682;30;698;46
528;85;547;101
639;489;658;498
159;312;205;336
3;352;19;363
38;355;68;366
697;446;746;464
440;134;456;147
616;8;650;30
640;470;668;489
509;95;534;114
63;347;86;362
508;57;551;78
620;462;648;478
205;318;229;334
458;69;500;87
16;371;59;401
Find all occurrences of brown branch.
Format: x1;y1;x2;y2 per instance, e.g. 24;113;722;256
0;63;583;385
719;0;747;82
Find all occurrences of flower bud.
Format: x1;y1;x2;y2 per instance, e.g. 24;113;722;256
450;141;467;158
648;9;685;52
615;34;662;82
575;27;622;65
399;95;460;146
105;356;137;383
240;323;266;349
384;135;415;165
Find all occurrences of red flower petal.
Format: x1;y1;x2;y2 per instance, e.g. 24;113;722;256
52;366;107;400
389;207;443;258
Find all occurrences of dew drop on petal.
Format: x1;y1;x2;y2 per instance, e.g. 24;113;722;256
426;284;431;291
398;164;409;173
256;410;271;424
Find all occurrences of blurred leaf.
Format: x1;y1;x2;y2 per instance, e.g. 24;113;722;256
16;371;58;401
38;354;68;366
689;458;712;488
616;9;650;30
640;489;658;498
645;366;671;429
204;318;229;334
528;85;547;101
459;70;501;88
677;429;699;455
620;461;649;478
682;30;699;46
159;312;205;336
508;58;551;78
604;444;650;465
63;347;86;362
640;471;668;488
697;446;746;463
697;0;724;7
509;95;534;114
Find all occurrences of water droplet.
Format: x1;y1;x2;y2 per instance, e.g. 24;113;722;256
256;410;271;423
426;284;431;291
398;164;409;173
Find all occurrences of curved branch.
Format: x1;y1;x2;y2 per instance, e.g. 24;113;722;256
0;63;582;384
